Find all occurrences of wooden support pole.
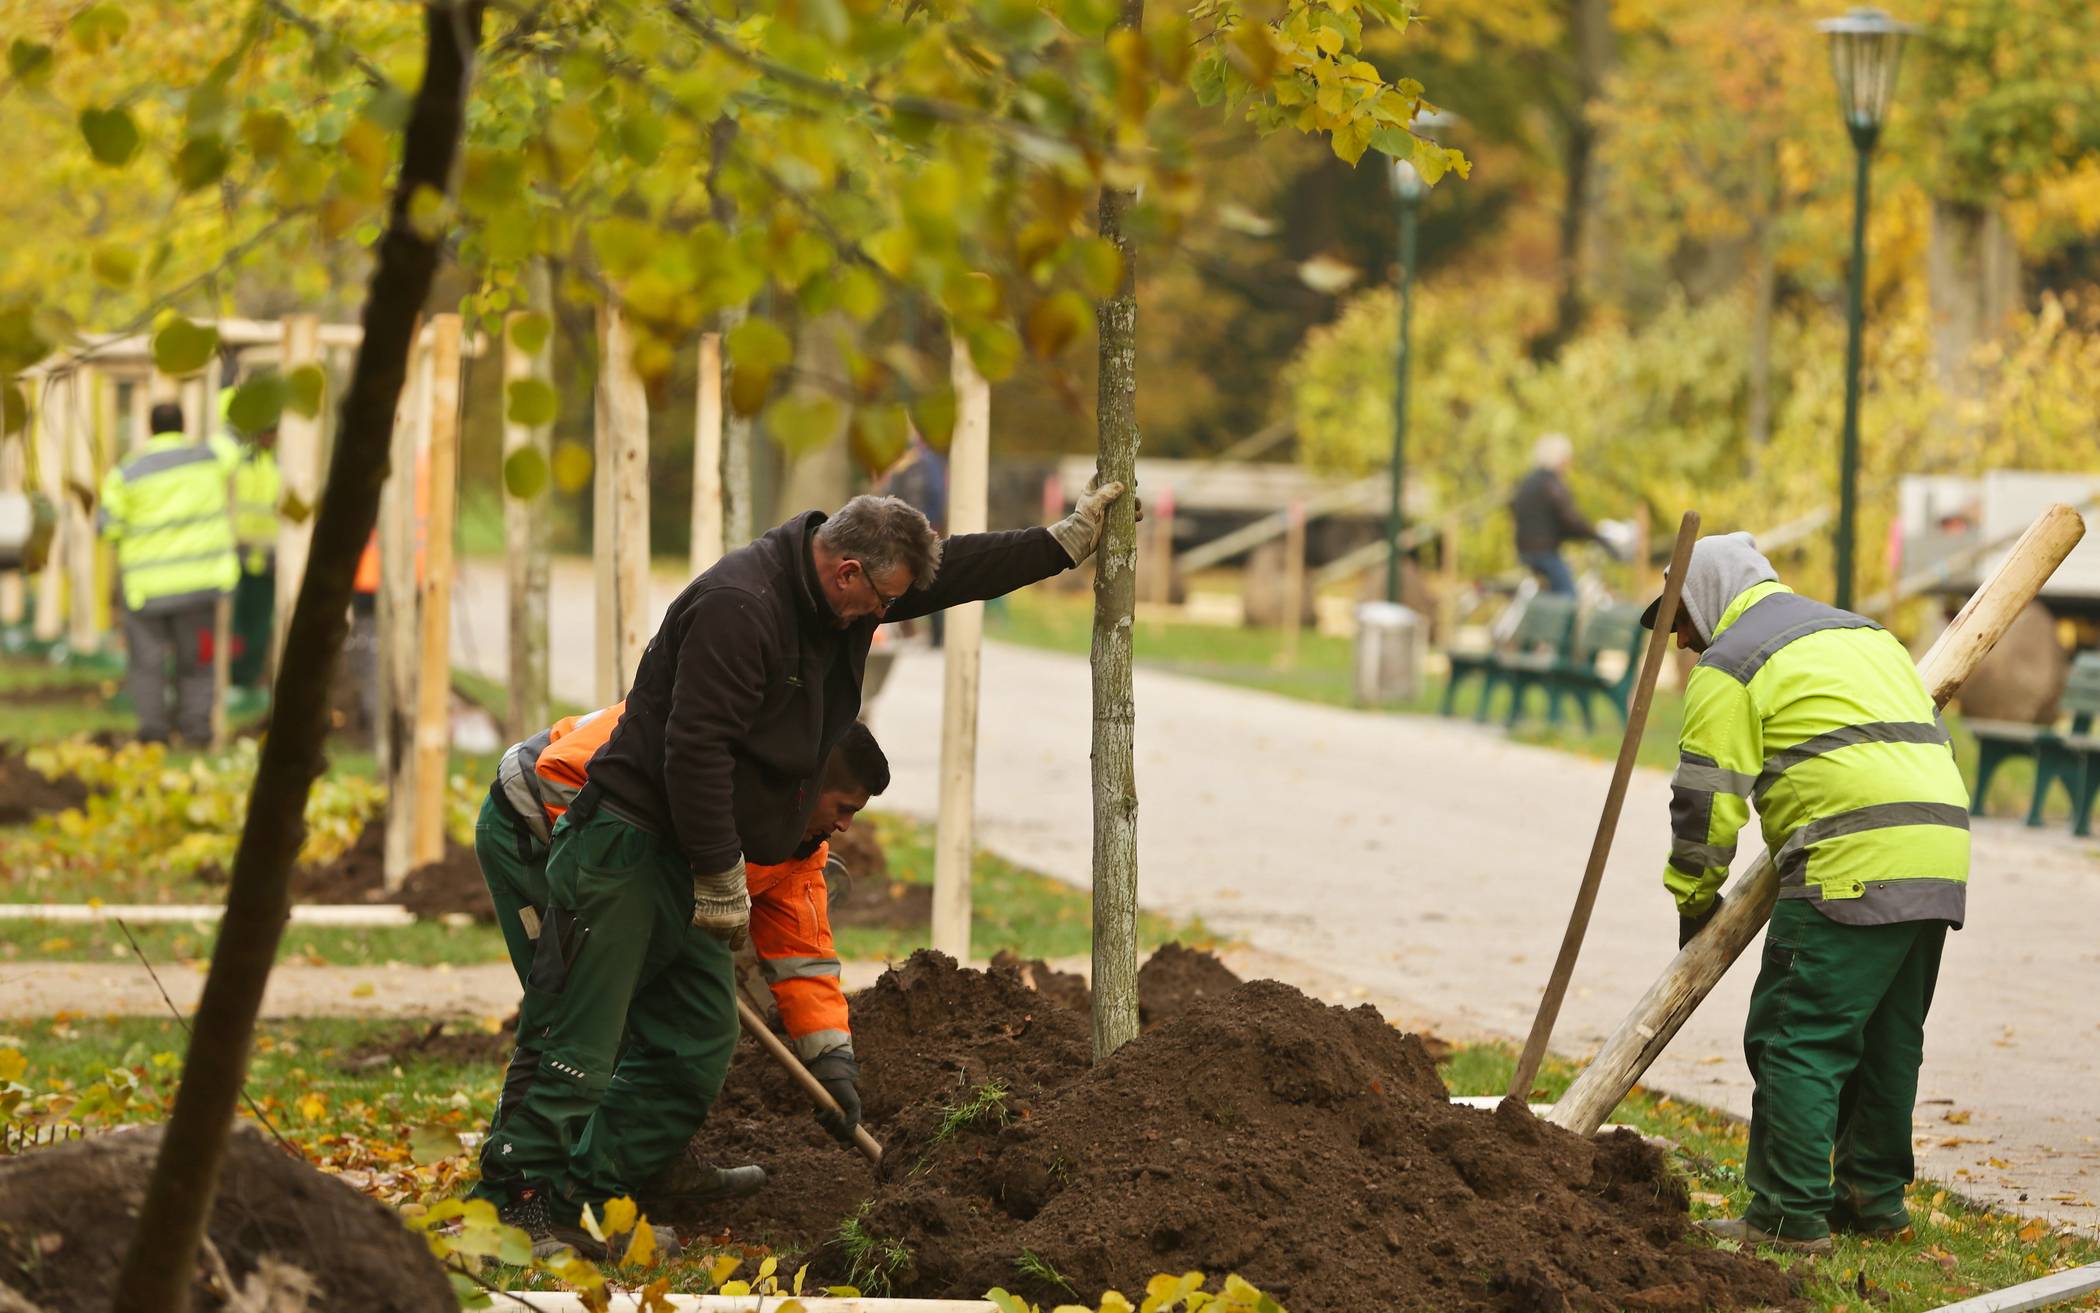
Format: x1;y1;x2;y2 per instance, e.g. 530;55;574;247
30;383;63;643
56;371;100;653
502;310;552;743
378;337;430;888
719;306;753;549
1508;512;1699;1101
931;339;990;961
593;305;651;703
1438;513;1459;649
273;315;323;675
91;371;117;640
690;332;725;576
1147;484;1176;608
0;423;24;626
410;315;463;871
1278;498;1306;668
1547;504;2088;1137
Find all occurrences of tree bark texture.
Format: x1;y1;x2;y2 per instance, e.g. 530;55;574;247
108;6;484;1309
411;315;462;869
503;294;552;743
274;314;323;674
1543;0;1614;356
1090;0;1145;1065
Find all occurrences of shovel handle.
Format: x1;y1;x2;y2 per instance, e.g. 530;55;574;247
735;996;884;1166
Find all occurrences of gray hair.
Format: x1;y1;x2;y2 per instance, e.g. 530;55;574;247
1533;432;1574;470
816;495;943;588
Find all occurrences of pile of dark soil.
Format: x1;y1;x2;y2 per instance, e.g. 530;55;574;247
0;1122;454;1312
0;743;88;826
990;950;1094;1013
828;825;935;932
694;953;1795;1313
345;1012;519;1071
202;819;494;922
829;822;888;884
1136;941;1244;1026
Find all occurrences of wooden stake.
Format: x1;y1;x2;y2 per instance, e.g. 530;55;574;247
0;423;24;626
502;309;552;743
1546;503;2087;1136
1278;498;1306;668
931;339;990;961
1507;511;1699;1101
54;371;100;654
410;315;463;870
30;382;63;643
735;997;883;1166
1148;484;1176;608
1438;513;1459;649
593;304;651;704
690;332;725;575
379;336;430;889
719;305;752;548
274;315;323;676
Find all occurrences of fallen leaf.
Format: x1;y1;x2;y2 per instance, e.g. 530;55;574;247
2018;1218;2051;1243
350;982;375;999
1943;1109;1972;1125
296;1092;327;1122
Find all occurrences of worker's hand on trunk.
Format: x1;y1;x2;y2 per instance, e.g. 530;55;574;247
1049;477;1139;565
1678;893;1724;949
691;859;751;949
807;1052;862;1144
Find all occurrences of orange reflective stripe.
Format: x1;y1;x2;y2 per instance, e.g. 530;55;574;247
532;700;625;824
750;844;849;1049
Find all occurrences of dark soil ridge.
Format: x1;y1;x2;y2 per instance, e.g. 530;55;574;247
0;742;90;827
197;817;492;922
685;953;1796;1313
0;1121;454;1312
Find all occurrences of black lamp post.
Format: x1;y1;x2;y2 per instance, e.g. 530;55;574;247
1384;111;1453;605
1818;6;1914;612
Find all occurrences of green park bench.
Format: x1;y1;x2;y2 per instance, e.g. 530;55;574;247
1535;601;1649;732
1968;650;2100;830
1455;594;1578;725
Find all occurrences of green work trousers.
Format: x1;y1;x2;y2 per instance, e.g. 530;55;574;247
1743;899;1948;1239
472;807;739;1213
475;793;550;986
230;561;274;689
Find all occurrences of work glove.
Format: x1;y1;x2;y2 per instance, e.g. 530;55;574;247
691;858;750;950
806;1052;862;1145
1048;478;1138;565
1678;893;1724;949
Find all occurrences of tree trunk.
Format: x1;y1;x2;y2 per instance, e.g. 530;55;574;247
592;303;651;703
274;315;323;675
1928;196;2022;399
502;275;552;743
721;304;754;546
411;315;463;868
1542;0;1614;356
689;332;725;575
108;6;484;1309
1090;0;1145;1064
1745;145;1777;454
931;339;990;961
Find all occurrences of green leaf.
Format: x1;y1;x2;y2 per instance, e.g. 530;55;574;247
617;110;666;165
2;384;26;436
285;364;326;419
835;267;884;325
551;440;593;493
151;316;219;376
764;392;844;457
79;107;141;168
227;376;287;435
90;243;139;289
509;311;552;357
506;377;558;427
727;316;793;415
545;98;600;179
1191;52;1228;107
8;39;53;86
1025;291;1094;359
241;108;293;159
1069;237;1124;300
503;447;549;499
175;135;230;192
1062;0;1120;38
963;320;1023;382
68;3;128;53
848;403;910;475
911;387;957;452
408;1123;461;1166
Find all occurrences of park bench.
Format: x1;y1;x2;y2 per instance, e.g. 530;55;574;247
1459;594;1578;725
1968;650;2100;829
1530;601;1648;732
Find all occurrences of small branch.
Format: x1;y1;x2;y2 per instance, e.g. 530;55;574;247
259;0;393;91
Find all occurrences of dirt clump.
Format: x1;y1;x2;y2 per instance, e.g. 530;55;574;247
990;950;1094;1014
829;822;888;885
0;743;89;826
202;819;494;922
0;1121;455;1312
1136;941;1243;1026
698;960;1794;1312
345;1012;519;1071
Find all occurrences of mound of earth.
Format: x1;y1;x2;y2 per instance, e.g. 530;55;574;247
203;819;493;922
990;950;1094;1014
829;822;888;884
1137;941;1245;1026
0;1121;454;1312
0;743;89;826
694;954;1794;1313
345;1012;520;1071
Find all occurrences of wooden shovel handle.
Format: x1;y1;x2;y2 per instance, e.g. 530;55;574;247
735;996;884;1166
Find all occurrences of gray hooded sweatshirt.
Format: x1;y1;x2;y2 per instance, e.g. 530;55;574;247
1678;532;1780;645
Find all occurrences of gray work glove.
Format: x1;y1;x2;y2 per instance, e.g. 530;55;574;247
806;1052;862;1145
1048;478;1136;565
691;858;750;949
1678;893;1723;949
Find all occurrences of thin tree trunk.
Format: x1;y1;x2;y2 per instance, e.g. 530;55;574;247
708;120;753;548
108;6;484;1308
1090;0;1145;1064
1745;145;1777;454
1541;0;1613;357
503;267;552;742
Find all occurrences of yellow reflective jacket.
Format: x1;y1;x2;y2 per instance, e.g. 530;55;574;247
233;444;281;569
1666;580;1970;927
98;430;240;613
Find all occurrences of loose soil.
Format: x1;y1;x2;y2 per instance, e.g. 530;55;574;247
0;743;88;826
988;942;1245;1026
0;1121;454;1312
686;952;1796;1313
199;818;493;922
828;825;936;932
345;1011;520;1071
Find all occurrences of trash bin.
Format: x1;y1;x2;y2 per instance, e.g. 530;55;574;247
1354;600;1424;705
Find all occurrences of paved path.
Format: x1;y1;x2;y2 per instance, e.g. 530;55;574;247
454;561;2100;1227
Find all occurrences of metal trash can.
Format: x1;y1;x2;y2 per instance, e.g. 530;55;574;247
1354;600;1424;705
0;491;56;574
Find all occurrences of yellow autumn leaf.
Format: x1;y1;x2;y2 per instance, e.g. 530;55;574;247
710;1254;742;1288
623;1218;656;1268
0;1049;25;1082
296;1092;327;1122
1313;26;1343;55
601;1196;638;1238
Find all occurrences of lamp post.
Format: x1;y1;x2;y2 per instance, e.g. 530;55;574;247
1384;112;1453;605
1818;7;1914;612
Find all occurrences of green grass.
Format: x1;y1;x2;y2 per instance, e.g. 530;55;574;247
1441;1042;2100;1313
0;916;510;967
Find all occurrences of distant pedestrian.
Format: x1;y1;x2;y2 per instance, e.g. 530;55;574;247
1510;433;1609;596
98;401;239;744
879;437;950;646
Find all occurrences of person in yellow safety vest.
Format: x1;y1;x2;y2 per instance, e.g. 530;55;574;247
224;386;282;692
97;401;241;744
1647;533;1970;1255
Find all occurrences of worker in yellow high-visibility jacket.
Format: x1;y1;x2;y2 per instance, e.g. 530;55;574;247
98;401;240;743
1649;533;1969;1254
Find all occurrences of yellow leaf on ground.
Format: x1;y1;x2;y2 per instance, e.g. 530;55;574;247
2019;1218;2052;1243
0;1049;25;1082
601;1196;637;1238
296;1092;326;1122
622;1218;656;1268
350;982;375;998
1944;1109;1972;1124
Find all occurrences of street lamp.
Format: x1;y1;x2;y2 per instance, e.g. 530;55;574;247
1384;110;1453;605
1818;6;1915;612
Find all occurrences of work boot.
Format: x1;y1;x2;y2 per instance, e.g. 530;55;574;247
636;1146;768;1213
1698;1217;1834;1255
497;1183;605;1262
1829;1208;1911;1239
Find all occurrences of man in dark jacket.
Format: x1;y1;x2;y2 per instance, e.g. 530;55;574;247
1510;432;1606;596
474;484;1128;1255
